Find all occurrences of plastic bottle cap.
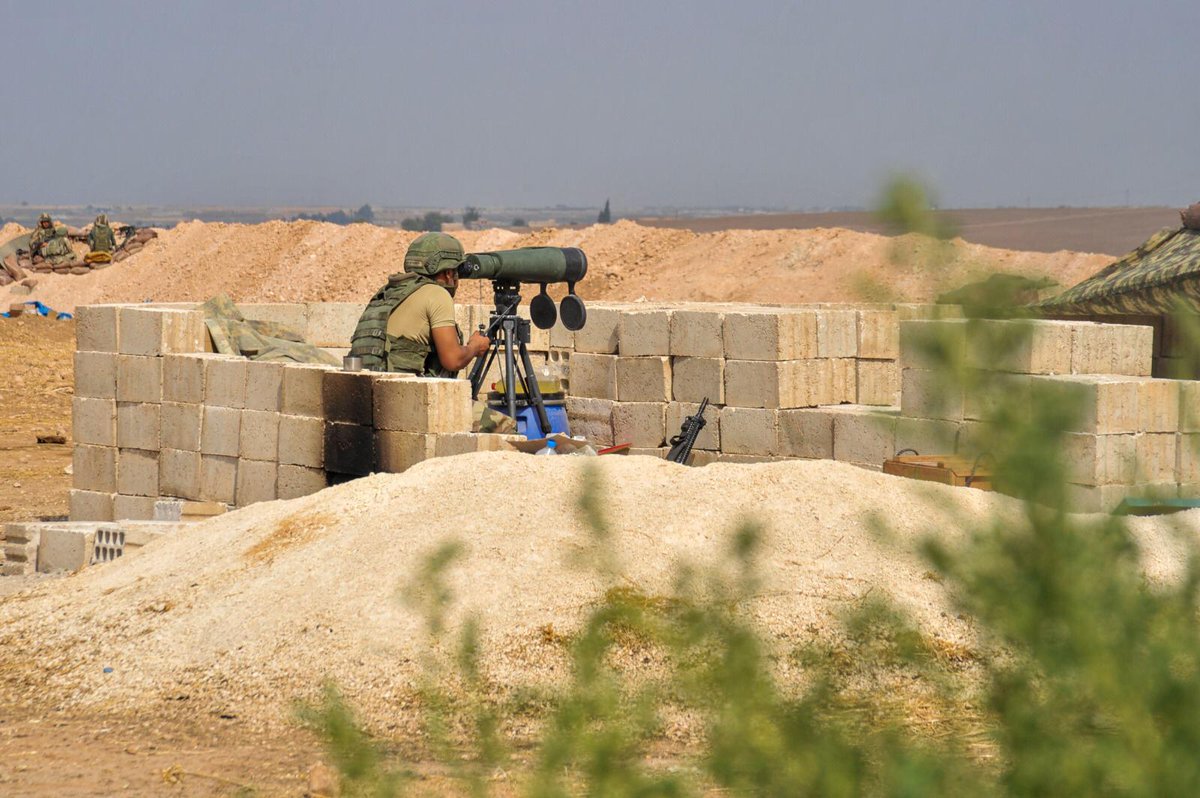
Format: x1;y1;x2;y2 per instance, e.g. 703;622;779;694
547;440;557;448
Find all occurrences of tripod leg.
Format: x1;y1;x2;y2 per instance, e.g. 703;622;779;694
503;319;519;421
470;341;500;399
518;341;553;436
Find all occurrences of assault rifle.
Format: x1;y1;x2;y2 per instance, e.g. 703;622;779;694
666;397;709;465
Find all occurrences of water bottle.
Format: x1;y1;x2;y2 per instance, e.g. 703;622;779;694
535;440;558;456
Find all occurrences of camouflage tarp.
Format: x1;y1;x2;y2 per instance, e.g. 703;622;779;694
1038;227;1200;315
202;295;339;365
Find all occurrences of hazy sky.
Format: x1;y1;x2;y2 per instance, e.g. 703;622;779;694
2;0;1198;210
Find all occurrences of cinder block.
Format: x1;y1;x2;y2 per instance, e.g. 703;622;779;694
894;417;960;456
200;455;238;504
1136;433;1176;482
900;368;963;421
725;360;826;409
831;406;898;467
162;354;211;404
899;319;968;371
619;310;672;356
282;363;333;417
73;397;116;447
117;448;159;497
629;447;669;459
277;464;328;499
305;302;364;348
666;402;720;451
963;372;1033;421
114;494;157;521
778;408;835;459
1033;375;1141;435
73;445;117;493
1071;323;1153;376
159;448;202;499
616;357;671;403
116;355;162;404
74;351;118;399
857;310;899;359
69;490;115;522
573;306;621;353
236;459;277;506
1062;433;1137;486
1177;434;1200;483
565;397;615;446
154;499;227;522
245;360;285;412
238;303;309;338
716;453;778;464
816;310;858;358
433;432;522;457
75;304;122;352
38;526;97;573
201;405;242;457
612;402;667;448
1066;482;1175;514
831;358;857;404
324;422;375;476
373;376;472;433
160;402;202;451
723;310;817;361
118;307;206;356
205;357;248;409
1181;382;1200;433
2;523;40;574
720;407;780;456
278;415;324;467
376;431;437;473
240;410;280;461
1137;379;1179;433
569;353;618;400
672;357;724;404
549;320;575;350
116;401;160;451
966;319;1073;375
856;360;900;406
670;310;724;358
323;370;375;425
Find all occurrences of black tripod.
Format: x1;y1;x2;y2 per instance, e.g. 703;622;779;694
468;281;552;437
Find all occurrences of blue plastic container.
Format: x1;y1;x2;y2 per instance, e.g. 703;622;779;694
491;399;570;439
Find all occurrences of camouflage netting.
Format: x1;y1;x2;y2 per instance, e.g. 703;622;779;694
1039;226;1200;316
202;295;339;365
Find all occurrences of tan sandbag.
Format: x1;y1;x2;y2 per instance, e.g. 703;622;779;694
134;228;157;243
91;261;112;270
2;253;25;280
0;273;11;286
20;278;38;288
124;241;144;254
70;266;91;275
1182;203;1200;231
31;255;44;265
113;250;129;263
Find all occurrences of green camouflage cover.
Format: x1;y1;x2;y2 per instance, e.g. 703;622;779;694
201;295;339;365
1039;227;1200;315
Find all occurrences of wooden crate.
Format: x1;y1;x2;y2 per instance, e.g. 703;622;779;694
882;454;992;491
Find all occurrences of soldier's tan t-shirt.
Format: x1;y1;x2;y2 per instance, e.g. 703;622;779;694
385;284;457;346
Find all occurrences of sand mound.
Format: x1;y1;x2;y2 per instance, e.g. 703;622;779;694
0;453;1192;731
0;219;1110;312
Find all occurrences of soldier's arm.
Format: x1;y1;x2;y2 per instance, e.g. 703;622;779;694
432;326;490;372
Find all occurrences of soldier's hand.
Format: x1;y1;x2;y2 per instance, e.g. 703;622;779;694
467;332;491;356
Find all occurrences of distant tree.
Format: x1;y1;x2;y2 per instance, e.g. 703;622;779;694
400;211;452;232
462;206;481;228
511;217;527;227
291;204;375;226
598;198;612;224
353;204;375;224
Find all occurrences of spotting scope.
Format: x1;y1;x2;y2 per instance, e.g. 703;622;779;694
457;246;588;332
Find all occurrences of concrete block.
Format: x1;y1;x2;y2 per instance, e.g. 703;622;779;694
162;353;211;404
723;310;817;361
323;370;375;425
716;453;779;464
200;405;242;457
118;307;206;356
373;376;472;433
38;526;97;573
1136;433;1177;483
900;368;962;421
75;304;122;352
1061;433;1137;486
238;303;309;338
816;310;858;358
278;415;324;467
962;372;1033;421
619;310;672;356
200;455;238;504
569;353;618;400
549;320;575;350
153;500;227;522
612;402;667;448
376;431;437;473
239;410;280;461
236;459;278;506
856;360;900;406
2;524;40;574
117;448;159;497
670;309;724;358
204;357;248;408
159;448;202;499
1181;382;1200;433
114;494;157;521
433;432;522;457
72;397;116;447
305;302;364;348
244;360;285;412
857;310;899;359
725;360;823;409
895;417;960;456
324;422;375;476
116;355;162;404
666;402;720;450
74;351;117;399
282;363;333;417
160;402;202;451
1034;375;1141;435
73;445;116;493
778;408;835;459
277;464;328;500
672;357;724;404
1072;322;1153;376
1066;482;1176;514
616;357;672;403
565;397;615;446
720;407;780;455
1177;434;1200;483
965;319;1073;375
1137;378;1179;433
629;447;670;459
68;490;115;523
572;306;621;353
899;319;968;371
831;406;898;467
830;358;857;404
116;401;160;451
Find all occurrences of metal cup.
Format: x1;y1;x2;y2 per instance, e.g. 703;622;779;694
342;355;363;372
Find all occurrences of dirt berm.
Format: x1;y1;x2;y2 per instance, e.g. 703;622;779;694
0;453;1192;735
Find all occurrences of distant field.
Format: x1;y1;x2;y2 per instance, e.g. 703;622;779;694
637;206;1181;257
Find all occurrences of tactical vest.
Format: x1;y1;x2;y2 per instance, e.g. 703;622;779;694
89;223;116;252
349;273;460;376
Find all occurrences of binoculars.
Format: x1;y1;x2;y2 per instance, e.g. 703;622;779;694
457;247;588;331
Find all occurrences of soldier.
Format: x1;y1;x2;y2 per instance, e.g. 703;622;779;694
28;212;77;265
87;214;116;254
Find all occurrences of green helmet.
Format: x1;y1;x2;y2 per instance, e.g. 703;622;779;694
38;213;51;224
95;214;108;225
403;232;464;277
